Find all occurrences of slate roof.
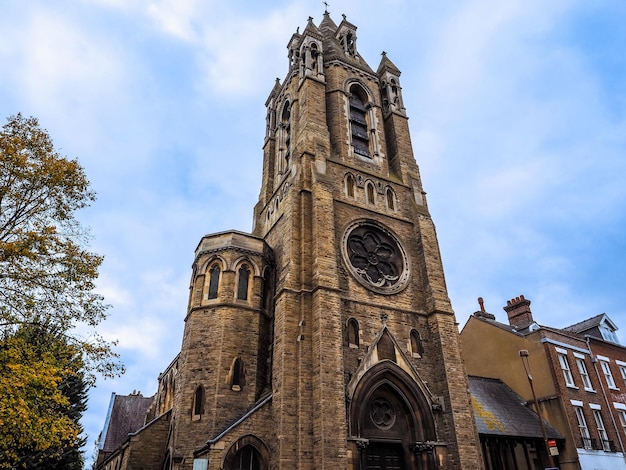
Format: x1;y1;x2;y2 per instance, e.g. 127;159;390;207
469;376;563;440
470;311;584;342
100;393;154;452
316;12;375;74
563;313;612;335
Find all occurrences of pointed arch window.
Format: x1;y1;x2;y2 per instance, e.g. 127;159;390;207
347;318;360;348
230;357;245;391
345;174;355;198
309;42;320;73
366;182;375;205
349;85;370;158
279;102;292;173
237;265;250;301
385;187;395;210
410;330;424;358
208;264;220;299
192;385;204;418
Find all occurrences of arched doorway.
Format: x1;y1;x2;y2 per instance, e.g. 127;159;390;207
350;362;437;470
226;445;261;470
222;435;270;470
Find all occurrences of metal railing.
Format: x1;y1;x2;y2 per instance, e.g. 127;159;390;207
580;437;616;452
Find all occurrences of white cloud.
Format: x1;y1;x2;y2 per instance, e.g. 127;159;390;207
5;9;126;112
147;0;207;42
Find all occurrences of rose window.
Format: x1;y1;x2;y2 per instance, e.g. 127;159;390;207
342;221;409;294
370;398;396;429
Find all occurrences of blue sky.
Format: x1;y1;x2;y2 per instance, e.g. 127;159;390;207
1;0;625;466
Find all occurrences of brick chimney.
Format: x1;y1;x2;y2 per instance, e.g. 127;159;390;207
503;295;534;329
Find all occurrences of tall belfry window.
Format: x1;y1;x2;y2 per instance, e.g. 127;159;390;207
349;86;370;158
279;101;292;174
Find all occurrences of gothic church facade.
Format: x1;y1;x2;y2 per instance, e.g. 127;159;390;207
96;13;482;470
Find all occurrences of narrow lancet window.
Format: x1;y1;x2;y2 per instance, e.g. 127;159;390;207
347;318;359;348
410;329;424;358
208;264;220;299
230;358;245;391
237;265;250;300
193;385;204;417
346;174;355;198
366;182;375;204
280;102;292;172
386;187;395;210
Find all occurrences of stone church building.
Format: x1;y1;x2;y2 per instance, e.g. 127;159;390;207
95;12;482;470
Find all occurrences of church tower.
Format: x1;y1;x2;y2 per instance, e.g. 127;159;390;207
131;12;482;470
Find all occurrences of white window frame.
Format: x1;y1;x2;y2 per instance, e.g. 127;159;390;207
558;353;576;387
592;408;611;451
600;360;618;389
574;406;592;450
575;357;594;391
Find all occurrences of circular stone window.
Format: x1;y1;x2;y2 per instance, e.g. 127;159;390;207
341;220;410;294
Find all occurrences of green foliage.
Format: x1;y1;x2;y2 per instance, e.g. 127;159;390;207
0;114;122;379
0;114;124;466
0;325;87;469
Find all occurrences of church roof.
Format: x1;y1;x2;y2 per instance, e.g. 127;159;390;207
377;51;401;76
302;16;323;40
99;393;154;452
469;376;563;440
318;11;338;35
316;13;374;74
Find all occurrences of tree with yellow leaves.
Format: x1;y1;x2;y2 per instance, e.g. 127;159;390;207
0;114;123;467
0;324;87;468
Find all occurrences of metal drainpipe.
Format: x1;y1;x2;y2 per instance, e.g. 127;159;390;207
586;336;626;457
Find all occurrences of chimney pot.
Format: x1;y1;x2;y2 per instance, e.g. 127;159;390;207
503;294;534;329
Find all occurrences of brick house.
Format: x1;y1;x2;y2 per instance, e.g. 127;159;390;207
461;296;626;470
94;11;482;470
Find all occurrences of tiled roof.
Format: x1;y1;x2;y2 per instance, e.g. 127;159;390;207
101;393;154;452
469;376;563;440
563;313;606;334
